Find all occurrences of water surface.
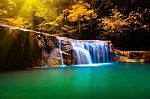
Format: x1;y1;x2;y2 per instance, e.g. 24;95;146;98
0;63;150;99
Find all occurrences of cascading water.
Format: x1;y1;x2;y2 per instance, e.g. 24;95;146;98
47;36;65;66
71;40;114;65
43;35;114;66
73;47;92;64
56;37;64;66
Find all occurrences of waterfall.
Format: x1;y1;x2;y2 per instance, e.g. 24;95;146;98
71;40;114;64
73;47;92;64
56;37;64;66
42;35;114;66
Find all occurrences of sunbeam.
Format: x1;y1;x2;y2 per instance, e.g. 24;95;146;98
17;0;43;17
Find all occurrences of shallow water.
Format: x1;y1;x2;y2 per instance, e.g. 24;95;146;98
0;63;150;99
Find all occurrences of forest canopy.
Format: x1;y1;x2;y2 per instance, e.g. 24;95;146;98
0;0;150;50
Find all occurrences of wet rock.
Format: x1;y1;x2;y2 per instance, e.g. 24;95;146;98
47;48;63;66
115;50;150;63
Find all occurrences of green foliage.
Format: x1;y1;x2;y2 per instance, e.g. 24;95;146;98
38;21;59;35
100;8;127;34
99;8;150;38
0;0;150;42
0;0;16;17
5;16;30;28
42;2;98;39
0;0;29;28
34;7;57;22
125;8;150;32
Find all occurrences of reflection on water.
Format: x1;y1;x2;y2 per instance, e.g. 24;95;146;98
0;63;150;99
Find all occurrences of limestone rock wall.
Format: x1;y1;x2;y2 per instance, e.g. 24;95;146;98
115;50;150;63
0;25;42;69
1;24;150;69
37;35;74;66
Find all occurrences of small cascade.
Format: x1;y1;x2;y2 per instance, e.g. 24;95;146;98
73;47;92;64
71;40;114;64
47;37;65;66
56;37;64;66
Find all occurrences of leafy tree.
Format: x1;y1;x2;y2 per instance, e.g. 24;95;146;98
112;0;150;15
4;16;29;28
99;7;150;49
0;0;16;22
85;0;114;17
43;2;98;39
99;8;127;37
125;8;150;32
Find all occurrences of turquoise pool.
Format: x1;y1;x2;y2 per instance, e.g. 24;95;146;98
0;63;150;99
